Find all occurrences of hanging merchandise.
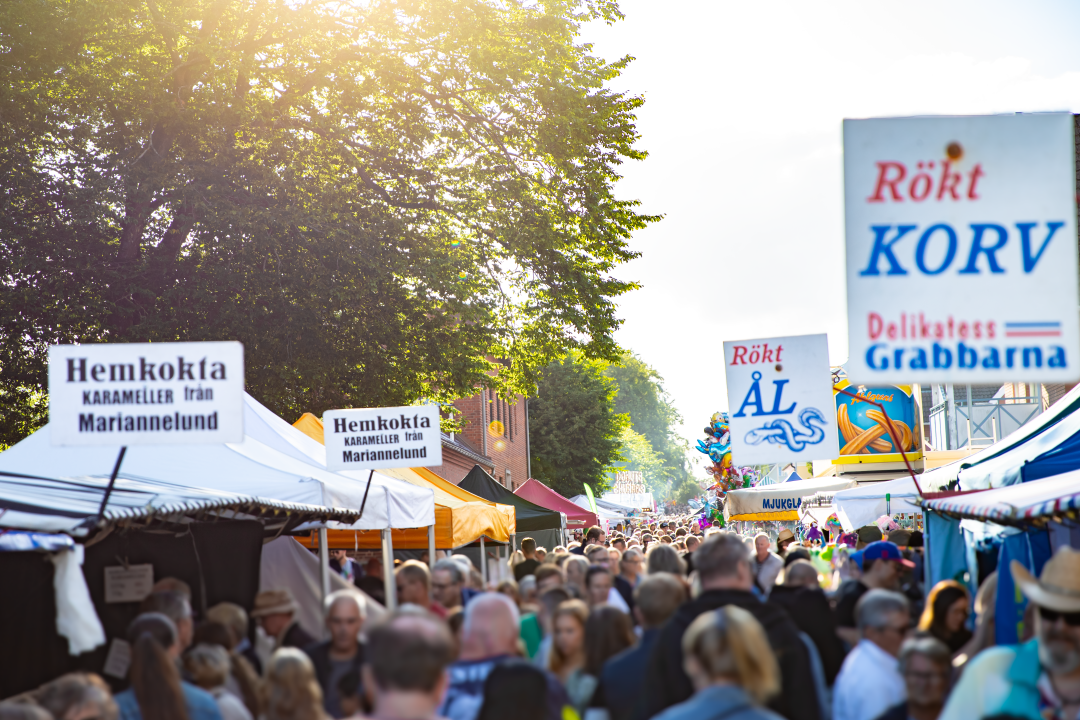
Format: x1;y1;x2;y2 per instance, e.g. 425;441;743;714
874;514;901;533
825;512;843;537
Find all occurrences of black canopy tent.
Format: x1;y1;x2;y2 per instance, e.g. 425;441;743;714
457;465;565;551
0;471;361;698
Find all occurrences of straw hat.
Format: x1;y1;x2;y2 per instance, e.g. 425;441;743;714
250;589;299;618
777;528;796;544
1012;546;1080;613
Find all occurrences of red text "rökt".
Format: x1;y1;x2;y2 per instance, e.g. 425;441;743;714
867;161;985;203
730;344;785;366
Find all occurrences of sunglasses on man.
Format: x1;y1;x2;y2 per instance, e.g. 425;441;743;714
1038;605;1080;627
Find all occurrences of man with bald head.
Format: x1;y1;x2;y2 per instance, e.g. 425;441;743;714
303;590;366;718
439;593;570;720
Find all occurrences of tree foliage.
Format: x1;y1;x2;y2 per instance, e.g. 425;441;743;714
528;352;627;497
605;353;693;498
0;0;656;446
613;425;664;484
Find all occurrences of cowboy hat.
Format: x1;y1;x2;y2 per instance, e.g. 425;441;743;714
1012;546;1080;614
250;589;299;618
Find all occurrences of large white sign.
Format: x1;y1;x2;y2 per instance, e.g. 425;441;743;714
724;334;836;464
49;342;244;446
844;113;1080;383
324;405;442;470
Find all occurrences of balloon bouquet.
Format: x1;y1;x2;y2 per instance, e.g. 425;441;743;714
696;412;759;527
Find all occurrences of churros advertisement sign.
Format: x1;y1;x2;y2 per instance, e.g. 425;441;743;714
833;380;921;464
843;113;1080;383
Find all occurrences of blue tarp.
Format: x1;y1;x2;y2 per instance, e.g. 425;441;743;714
926;511;967;589
995;529;1053;645
1021;427;1080;483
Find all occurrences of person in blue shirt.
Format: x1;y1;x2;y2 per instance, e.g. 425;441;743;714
115;612;224;720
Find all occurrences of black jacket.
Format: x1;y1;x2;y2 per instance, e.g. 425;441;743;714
303;640;366;716
613;575;636;616
767;584;846;685
281;621;317;650
635;588;821;720
874;702;908;720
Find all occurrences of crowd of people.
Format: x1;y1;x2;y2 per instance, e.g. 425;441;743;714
2;516;1076;720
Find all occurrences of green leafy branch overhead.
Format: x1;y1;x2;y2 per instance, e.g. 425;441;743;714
0;0;657;442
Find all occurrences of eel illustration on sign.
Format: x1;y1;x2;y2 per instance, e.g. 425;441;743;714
744;408;828;452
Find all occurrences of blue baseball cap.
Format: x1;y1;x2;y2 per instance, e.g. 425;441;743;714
850;550;865;571
863;540;915;568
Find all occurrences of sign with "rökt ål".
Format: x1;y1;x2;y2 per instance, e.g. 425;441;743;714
843;113;1080;383
724;334;836;465
324;406;442;470
48;342;245;446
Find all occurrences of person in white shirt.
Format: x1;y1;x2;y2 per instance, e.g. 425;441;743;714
585;544;632;612
832;589;911;720
750;533;784;595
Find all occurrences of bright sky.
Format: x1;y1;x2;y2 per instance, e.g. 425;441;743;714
583;0;1080;463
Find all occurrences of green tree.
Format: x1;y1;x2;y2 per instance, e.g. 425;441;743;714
529;352;627;497
0;0;656;447
612;425;664;485
604;353;693;497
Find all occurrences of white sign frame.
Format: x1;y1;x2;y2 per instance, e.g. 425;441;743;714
724;334;836;465
844;113;1080;383
324;405;442;470
48;342;244;446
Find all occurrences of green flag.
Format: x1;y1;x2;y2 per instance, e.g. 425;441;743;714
583;483;599;514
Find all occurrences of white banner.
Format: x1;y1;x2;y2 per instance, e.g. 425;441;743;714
48;342;244;446
844;113;1080;383
324;405;442;470
724;334;836;464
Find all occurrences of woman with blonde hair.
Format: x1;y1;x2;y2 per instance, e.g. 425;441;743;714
646;544;687;576
184;644;253;720
652;606;783;720
262;649;328;720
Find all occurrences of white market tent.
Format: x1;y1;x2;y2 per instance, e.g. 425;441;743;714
0;425;410;530
0;471;357;536
832;476;923;532
242;394;435;529
922;470;1080;525
918;384;1080;491
948;402;1080;491
725;476;856;522
570;495;630;529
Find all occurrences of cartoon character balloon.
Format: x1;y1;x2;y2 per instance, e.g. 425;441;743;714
697;412;758;499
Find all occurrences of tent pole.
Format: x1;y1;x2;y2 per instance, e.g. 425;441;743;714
510;533;516;553
318;528;330;605
480;535;487;588
381;528;397;610
427;524;436;567
96;446;128;524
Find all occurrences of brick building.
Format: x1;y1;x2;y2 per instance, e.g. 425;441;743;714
429;389;531;490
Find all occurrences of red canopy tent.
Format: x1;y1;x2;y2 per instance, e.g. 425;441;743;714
515;478;600;529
